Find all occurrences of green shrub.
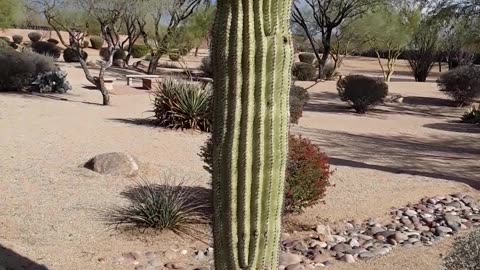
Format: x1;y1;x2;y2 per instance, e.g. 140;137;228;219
0;39;12;50
12;35;23;44
28;32;42;42
130;44;149;58
32;70;72;93
443;229;480;270
292;62;317;81
199;135;331;214
169;52;181;61
89;36;104;49
0;37;9;42
337;75;389;113
437;66;480;106
200;56;213;78
0;50;55;91
290;85;309;124
461;105;480;124
105;178;209;234
99;48;126;61
152;78;212;131
31;41;61;59
299;52;316;64
82;40;90;48
144;54;152;61
63;47;88;63
47;38;59;45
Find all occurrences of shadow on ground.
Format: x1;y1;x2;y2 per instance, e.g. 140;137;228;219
294;127;480;190
0;245;48;270
424;122;480;134
109;118;158;128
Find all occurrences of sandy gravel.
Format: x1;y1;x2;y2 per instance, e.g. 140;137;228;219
0;49;479;270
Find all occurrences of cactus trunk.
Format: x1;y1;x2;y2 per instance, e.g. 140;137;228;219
211;0;294;269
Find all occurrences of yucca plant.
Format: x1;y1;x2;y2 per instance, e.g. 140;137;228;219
105;177;210;235
152;78;212;131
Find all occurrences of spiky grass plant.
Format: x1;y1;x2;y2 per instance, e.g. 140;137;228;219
105;177;210;235
152;78;212;131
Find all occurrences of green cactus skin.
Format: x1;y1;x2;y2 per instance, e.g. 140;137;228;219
211;0;294;269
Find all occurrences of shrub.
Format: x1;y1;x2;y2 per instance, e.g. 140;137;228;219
443;229;480;270
12;35;23;44
153;78;212;131
437;66;480;106
0;39;12;50
292;62;317;81
63;47;88;63
31;41;61;59
90;36;104;49
199;135;331;214
337;75;389;113
200;56;213;78
169;52;181;61
105;177;209;234
99;48;126;61
290;85;309;124
0;50;55;91
47;38;59;45
0;37;9;42
299;52;316;64
28;32;42;42
31;70;72;93
82;40;90;48
461;105;480;124
130;44;149;58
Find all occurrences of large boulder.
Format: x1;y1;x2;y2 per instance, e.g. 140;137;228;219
84;152;139;176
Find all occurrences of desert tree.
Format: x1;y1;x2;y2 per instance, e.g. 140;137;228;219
292;0;376;79
0;0;25;28
30;0;128;105
406;21;440;82
184;7;215;56
440;18;479;69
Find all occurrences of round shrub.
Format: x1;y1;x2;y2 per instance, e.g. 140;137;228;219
199;135;331;214
99;48;126;61
90;36;104;49
169;52;181;61
28;32;42;42
443;229;480;270
130;44;149;58
83;40;90;48
63;47;88;63
0;39;12;50
299;52;316;64
337;75;389;113
290;85;309;124
437;65;480;106
12;35;23;44
31;41;61;59
200;56;213;78
0;37;9;42
292;62;317;81
47;38;59;45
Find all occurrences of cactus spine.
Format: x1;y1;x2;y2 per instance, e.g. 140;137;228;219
211;0;294;269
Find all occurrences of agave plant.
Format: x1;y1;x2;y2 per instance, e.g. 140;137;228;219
152;78;212;131
31;70;72;93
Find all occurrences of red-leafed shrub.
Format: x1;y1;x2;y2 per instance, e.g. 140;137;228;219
199;135;331;214
284;135;331;214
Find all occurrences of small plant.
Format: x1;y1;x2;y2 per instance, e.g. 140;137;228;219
12;35;23;44
443;229;480;270
47;38;59;45
169;52;181;61
31;70;72;93
105;177;209;234
0;39;12;50
200;56;213;78
200;135;331;214
337;75;389;113
298;52;316;64
82;40;90;48
292;62;317;81
461;105;480;124
130;44;149;58
63;47;88;63
28;32;42;42
100;48;126;62
0;37;9;42
31;41;61;59
437;66;480;106
152;78;212;131
290;85;309;124
89;36;104;49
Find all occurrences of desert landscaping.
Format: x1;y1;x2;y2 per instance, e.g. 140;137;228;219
1;0;480;270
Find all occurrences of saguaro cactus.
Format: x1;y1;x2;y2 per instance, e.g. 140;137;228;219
211;0;294;269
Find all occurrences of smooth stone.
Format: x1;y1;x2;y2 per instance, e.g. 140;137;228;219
342;254;355;263
286;263;305;270
393;232;409;242
349;238;360;248
436;226;453;235
280;253;302;266
358;252;374;259
400;217;412;225
405;210;418;217
333;243;351;253
148;259;163;267
312;254;332;263
372;248;389;256
369;227;385;235
316;225;332;235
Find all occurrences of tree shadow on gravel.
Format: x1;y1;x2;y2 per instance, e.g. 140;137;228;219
0;245;48;270
293;126;480;190
109;118;158;128
424;122;480;134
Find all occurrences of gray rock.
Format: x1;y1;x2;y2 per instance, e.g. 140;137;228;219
312;254;332;263
369;227;385;235
280;253;302;266
358;252;374;259
462;195;475;205
342;254;355;263
405;210;418;217
148;258;163;267
194;251;207;261
436;226;453;235
393;232;409;242
372;247;389;256
286;263;305;270
84;152;139;176
400;217;412;225
333;243;351;253
348;238;360;248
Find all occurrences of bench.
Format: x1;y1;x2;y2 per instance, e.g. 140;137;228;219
141;76;214;90
126;74;161;86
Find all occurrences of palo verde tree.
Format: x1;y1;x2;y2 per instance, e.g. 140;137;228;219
31;0;127;105
0;0;25;28
211;0;294;269
184;7;215;56
292;0;376;79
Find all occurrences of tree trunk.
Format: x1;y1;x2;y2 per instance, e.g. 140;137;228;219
97;66;111;105
319;30;332;79
211;0;293;269
147;54;161;74
195;46;199;57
